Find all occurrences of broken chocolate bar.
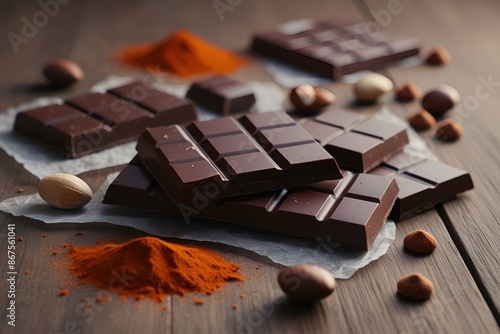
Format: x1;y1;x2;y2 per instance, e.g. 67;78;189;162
301;108;409;172
370;152;474;220
103;157;399;251
135;111;343;204
251;19;419;80
13;82;197;158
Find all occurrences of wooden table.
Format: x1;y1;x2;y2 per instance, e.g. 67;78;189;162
1;0;500;333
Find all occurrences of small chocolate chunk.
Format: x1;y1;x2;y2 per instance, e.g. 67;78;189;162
186;75;255;115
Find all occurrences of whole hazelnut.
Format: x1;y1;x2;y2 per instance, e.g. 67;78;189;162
289;85;335;113
43;59;84;88
425;46;452;66
404;230;438;254
395;82;421;102
397;273;434;300
421;84;460;118
278;264;336;301
436;119;463;142
407;110;436;131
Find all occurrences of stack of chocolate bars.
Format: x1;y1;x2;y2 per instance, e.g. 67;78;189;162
13;80;473;251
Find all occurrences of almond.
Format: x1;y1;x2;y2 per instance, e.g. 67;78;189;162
289;85;335;113
354;73;393;103
407;110;436;131
397;273;434;300
436;119;463;142
404;230;438;254
425;46;451;65
395;82;421;101
37;173;92;209
421;84;460;118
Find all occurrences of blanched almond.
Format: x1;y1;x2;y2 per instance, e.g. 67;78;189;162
37;173;92;209
354;73;393;102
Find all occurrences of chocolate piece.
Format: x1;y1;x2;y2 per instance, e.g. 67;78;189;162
251;19;419;80
370;152;473;220
103;157;399;251
301;108;409;172
136;111;342;203
186;75;256;115
13;82;197;158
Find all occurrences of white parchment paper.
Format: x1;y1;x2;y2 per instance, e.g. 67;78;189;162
0;175;395;279
0;76;435;279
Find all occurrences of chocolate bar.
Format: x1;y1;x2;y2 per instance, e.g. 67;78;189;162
370;152;474;220
186;75;256;115
103;157;399;251
136;111;343;204
251;19;419;80
301;108;409;172
13;82;197;158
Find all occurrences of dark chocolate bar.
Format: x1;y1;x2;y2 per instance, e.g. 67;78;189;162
370;152;474;220
103;157;399;251
301;108;409;172
251;19;419;80
13;82;197;158
186;75;256;115
135;111;343;204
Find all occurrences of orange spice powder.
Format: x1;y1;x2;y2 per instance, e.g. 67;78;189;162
115;30;247;77
67;236;243;302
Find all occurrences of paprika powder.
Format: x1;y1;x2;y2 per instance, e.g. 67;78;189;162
67;236;243;302
116;30;247;77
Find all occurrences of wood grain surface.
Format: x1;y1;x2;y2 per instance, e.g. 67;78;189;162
1;0;499;333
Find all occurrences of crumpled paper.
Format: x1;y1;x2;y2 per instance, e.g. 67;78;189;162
0;76;286;179
0;174;395;279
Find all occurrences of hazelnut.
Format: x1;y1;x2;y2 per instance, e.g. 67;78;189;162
43;59;84;88
289;85;335;113
354;73;393;103
397;273;434;300
407;110;436;131
436;119;463;142
404;230;438;254
37;173;92;209
425;46;451;65
278;264;336;301
395;82;421;102
421;84;460;118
